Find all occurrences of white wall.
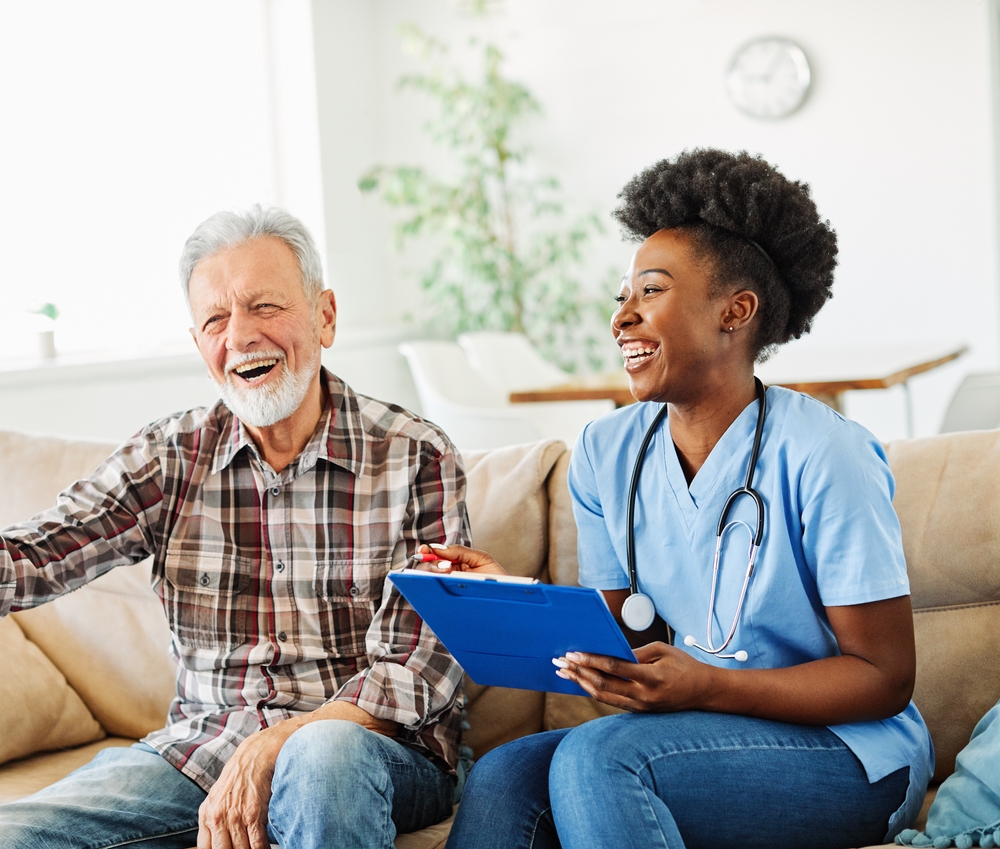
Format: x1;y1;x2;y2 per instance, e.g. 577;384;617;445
0;1;996;443
312;0;1000;440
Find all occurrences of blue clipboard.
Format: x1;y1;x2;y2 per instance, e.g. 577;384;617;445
388;570;637;696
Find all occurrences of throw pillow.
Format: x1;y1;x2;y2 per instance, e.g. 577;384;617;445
897;698;1000;848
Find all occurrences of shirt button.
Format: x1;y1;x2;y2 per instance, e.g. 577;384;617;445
276;561;285;572
277;632;287;642
199;574;211;587
349;586;360;597
270;486;280;496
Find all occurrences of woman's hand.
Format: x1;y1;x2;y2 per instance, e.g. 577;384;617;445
414;543;508;576
554;642;711;713
558;595;917;724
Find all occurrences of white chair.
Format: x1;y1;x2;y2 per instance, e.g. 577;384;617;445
399;340;611;451
457;331;615;443
939;371;1000;433
457;331;572;391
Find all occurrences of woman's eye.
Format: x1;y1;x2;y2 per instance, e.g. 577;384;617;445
643;286;660;296
613;295;627;304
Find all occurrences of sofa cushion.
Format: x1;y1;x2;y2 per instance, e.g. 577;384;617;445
462;439;565;580
12;559;177;740
0;738;134;805
0;429;118;530
887;430;1000;781
458;440;564;759
0;616;105;767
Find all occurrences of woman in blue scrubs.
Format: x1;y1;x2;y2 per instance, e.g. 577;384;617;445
433;149;933;849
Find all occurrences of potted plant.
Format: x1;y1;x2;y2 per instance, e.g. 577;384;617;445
359;24;614;372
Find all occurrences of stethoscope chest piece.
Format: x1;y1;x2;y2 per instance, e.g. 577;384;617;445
621;591;656;632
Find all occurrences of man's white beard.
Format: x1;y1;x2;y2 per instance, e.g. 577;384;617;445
216;350;319;428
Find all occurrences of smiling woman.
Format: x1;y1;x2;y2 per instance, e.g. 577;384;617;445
434;149;934;849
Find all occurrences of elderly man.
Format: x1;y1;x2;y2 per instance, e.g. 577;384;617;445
0;206;470;848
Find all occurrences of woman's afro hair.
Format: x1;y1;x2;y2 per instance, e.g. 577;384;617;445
612;149;838;359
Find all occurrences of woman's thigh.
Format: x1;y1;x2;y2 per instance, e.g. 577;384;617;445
549;712;909;849
445;728;571;849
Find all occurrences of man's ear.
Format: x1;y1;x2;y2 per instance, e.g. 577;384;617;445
318;290;337;348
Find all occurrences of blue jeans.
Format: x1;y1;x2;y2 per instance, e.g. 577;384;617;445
445;712;910;849
0;721;455;848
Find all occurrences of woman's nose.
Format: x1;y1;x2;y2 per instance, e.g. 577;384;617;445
612;295;639;333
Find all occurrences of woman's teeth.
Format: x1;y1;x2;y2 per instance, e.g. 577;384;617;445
621;345;656;363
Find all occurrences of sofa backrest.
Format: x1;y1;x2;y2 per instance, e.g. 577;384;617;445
4;426;1000;783
887;429;1000;781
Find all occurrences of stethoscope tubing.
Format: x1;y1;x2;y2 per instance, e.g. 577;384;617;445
624;378;767;656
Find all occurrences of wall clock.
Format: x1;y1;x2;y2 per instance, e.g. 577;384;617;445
725;37;812;119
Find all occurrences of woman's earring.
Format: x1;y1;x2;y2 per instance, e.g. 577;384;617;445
728;326;734;332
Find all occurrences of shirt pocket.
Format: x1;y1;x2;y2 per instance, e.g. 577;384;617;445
313;558;391;658
162;550;255;650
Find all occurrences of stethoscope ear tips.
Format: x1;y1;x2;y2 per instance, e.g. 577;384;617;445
682;634;749;662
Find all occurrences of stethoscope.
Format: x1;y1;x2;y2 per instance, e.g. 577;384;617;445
620;377;767;663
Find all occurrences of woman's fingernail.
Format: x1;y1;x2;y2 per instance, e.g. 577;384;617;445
555;669;571;679
434;562;450;570
429;543;448;550
552;658;569;668
565;652;582;662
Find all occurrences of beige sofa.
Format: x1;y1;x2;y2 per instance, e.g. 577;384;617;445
2;427;1000;848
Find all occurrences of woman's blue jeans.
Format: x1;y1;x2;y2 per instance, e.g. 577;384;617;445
445;712;910;849
0;720;455;848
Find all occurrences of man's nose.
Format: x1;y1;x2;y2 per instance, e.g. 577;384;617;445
225;308;261;352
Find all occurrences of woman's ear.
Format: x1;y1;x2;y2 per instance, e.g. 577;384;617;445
721;290;759;333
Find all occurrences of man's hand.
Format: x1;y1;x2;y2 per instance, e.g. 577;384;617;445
197;726;284;849
197;701;399;849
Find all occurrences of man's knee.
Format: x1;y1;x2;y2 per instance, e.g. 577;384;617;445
273;720;390;795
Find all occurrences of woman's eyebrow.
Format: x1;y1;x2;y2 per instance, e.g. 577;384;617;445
639;268;673;278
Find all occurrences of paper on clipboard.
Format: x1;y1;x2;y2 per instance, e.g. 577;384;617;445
388;569;637;696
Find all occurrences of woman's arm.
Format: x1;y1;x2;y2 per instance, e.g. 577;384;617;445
559;592;916;725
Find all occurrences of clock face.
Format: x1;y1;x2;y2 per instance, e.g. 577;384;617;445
726;37;811;119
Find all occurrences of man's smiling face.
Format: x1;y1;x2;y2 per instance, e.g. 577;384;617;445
187;235;335;428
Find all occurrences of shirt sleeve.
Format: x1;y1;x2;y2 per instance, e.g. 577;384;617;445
331;439;471;731
568;422;630;591
0;429;164;619
799;420;910;607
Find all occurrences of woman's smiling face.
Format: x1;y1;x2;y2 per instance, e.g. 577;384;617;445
613;228;740;405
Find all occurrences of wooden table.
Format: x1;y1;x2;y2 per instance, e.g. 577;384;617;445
509;343;968;437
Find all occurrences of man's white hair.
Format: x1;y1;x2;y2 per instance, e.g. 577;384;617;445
178;205;324;303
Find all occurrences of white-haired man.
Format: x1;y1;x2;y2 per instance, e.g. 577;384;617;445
0;207;470;848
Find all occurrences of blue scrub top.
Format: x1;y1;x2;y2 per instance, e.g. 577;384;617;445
568;386;933;837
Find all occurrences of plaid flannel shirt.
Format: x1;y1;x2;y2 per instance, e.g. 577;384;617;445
0;370;470;791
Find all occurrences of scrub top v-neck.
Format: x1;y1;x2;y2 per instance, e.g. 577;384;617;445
568;386;933;836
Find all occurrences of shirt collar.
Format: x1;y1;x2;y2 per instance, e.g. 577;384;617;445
210;368;366;478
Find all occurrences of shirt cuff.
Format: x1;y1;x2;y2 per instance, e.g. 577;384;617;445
329;660;435;732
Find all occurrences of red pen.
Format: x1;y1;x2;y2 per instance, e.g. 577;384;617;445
411;552;449;563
